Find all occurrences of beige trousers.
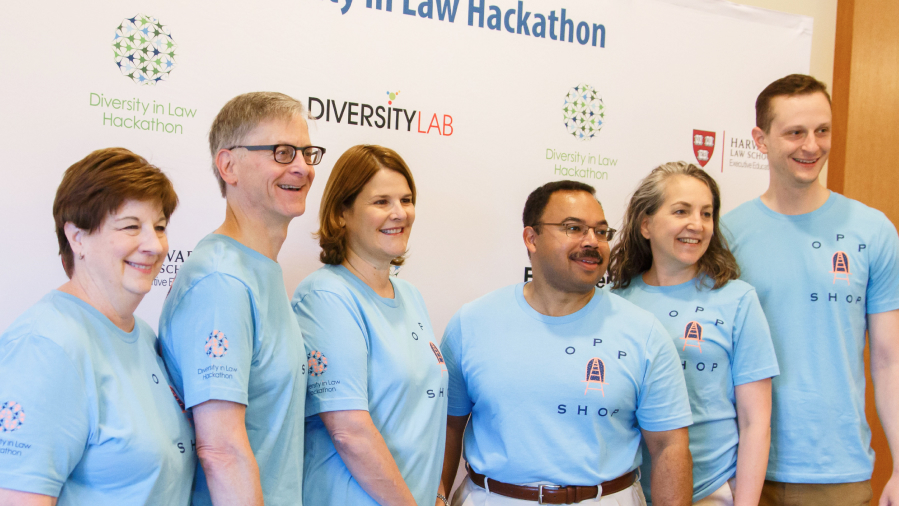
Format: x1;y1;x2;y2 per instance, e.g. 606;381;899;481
451;475;647;506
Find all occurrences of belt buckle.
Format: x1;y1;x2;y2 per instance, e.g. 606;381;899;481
538;484;561;504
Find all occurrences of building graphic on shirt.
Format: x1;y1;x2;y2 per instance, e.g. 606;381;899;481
204;330;229;358
308;350;328;377
583;358;607;396
0;401;25;432
112;14;178;85
681;321;703;352
429;342;447;376
831;251;851;284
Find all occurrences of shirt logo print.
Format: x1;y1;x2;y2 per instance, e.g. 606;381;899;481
308;350;328;377
0;401;25;432
582;358;607;397
429;342;447;376
831;251;851;284
681;321;703;353
205;330;229;358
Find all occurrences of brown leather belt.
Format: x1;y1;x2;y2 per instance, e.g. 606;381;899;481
466;463;637;504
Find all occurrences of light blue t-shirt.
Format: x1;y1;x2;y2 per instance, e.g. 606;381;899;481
0;291;195;505
441;283;693;485
292;264;448;506
615;277;779;503
723;193;899;483
158;233;307;506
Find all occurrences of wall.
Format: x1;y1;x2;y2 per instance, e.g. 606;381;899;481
830;0;899;502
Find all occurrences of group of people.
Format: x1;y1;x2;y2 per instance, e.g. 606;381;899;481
0;73;896;506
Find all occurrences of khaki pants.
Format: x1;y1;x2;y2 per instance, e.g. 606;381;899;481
451;475;647;506
693;479;736;506
758;480;872;506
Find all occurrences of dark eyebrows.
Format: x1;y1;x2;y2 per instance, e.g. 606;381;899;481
561;217;608;226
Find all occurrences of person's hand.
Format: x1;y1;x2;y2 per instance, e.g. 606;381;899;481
879;470;899;506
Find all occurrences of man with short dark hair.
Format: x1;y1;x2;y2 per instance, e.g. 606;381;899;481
437;180;693;506
723;74;899;506
159;92;324;506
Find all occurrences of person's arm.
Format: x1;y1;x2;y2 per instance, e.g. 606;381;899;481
732;378;772;506
436;414;470;505
869;309;899;506
193;400;262;506
319;410;416;506
0;489;56;506
641;427;692;506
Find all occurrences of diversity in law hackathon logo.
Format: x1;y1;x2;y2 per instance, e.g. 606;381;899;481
112;14;178;85
582;358;607;396
0;401;25;432
205;330;229;358
386;90;400;105
831;251;851;284
308;351;328;377
563;84;604;141
681;321;703;352
692;130;716;167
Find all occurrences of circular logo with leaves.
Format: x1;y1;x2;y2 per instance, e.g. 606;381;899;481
0;401;25;432
205;330;229;358
307;350;328;377
562;84;604;141
112;14;178;85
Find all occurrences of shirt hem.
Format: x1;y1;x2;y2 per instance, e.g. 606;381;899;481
765;471;873;483
639;414;693;432
186;388;249;409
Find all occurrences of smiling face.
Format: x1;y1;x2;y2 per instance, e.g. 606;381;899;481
641;175;714;279
342;169;415;269
752;92;832;189
227;114;315;224
527;190;609;294
76;199;168;301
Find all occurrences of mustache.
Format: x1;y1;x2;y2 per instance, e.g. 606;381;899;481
570;249;603;265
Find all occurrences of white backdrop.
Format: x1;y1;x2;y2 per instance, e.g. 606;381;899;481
0;0;811;337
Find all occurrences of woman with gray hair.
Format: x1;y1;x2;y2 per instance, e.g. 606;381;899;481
608;161;779;506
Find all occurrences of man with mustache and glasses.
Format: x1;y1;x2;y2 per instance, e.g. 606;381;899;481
437;180;694;506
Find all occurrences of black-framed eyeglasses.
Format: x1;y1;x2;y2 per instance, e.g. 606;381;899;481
228;144;326;165
537;222;617;242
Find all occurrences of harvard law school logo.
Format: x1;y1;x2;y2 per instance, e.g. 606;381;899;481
692;130;716;167
681;321;703;352
831;251;851;284
582;358;607;396
563;84;604;141
112;14;178;85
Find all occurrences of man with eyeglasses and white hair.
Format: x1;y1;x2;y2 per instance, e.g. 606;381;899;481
437;180;694;506
159;91;326;506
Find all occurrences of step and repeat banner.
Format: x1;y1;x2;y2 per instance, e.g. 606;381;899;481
0;0;812;334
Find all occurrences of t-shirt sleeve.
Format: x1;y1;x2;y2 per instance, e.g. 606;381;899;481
731;288;780;386
0;335;90;497
866;217;899;314
168;273;254;409
441;311;472;416
636;320;693;432
293;289;370;416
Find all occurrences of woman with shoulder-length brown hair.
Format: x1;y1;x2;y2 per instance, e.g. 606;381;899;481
291;145;448;506
0;148;195;506
608;161;779;506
